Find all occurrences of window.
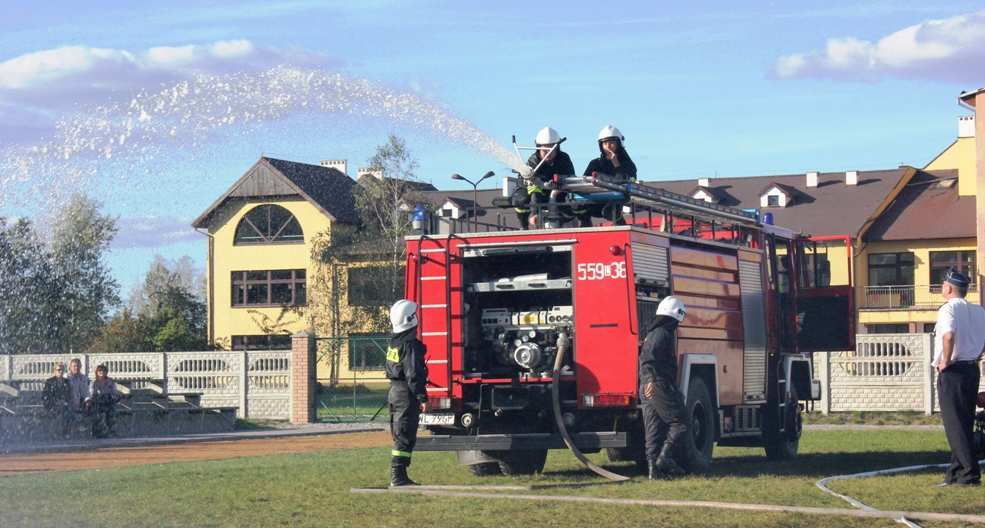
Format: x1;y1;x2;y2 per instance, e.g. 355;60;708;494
347;267;402;307
234;204;304;244
232;334;292;350
767;194;780;207
232;269;307;306
930;251;976;289
867;252;914;286
347;333;389;371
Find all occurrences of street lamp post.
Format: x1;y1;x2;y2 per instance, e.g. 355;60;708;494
451;171;494;231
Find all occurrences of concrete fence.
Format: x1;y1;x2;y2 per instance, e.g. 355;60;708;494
0;333;320;422
814;333;984;415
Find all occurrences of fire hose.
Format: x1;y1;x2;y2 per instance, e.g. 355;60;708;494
816;459;985;528
550;332;630;482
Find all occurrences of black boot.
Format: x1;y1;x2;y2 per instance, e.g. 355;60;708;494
655;442;685;477
390;463;418;487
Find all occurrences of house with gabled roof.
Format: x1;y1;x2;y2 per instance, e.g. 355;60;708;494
193;156;395;384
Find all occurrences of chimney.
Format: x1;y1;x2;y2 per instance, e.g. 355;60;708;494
806;171;818;188
320;159;347;175
698;177;710;188
846;170;858;186
959;115;976;138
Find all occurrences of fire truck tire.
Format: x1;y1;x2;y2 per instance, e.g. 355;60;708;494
764;389;801;460
467;461;503;477
493;449;548;475
684;378;715;473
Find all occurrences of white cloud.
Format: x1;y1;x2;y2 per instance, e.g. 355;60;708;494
773;10;985;82
111;216;201;249
0;40;332;144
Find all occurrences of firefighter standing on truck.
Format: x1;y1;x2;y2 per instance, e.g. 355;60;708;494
512;126;575;230
386;299;429;487
639;296;689;479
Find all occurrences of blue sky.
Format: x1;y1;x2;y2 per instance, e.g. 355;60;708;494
0;1;983;295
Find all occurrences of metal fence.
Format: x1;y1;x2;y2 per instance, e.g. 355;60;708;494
316;336;389;422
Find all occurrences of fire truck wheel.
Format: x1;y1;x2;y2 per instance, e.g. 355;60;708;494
764;389;801;460
683;377;715;473
493;449;548;475
467;461;503;477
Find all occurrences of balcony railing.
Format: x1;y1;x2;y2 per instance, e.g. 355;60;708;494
860;284;978;310
861;286;915;309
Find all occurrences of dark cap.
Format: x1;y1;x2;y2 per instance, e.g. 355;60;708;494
944;267;971;288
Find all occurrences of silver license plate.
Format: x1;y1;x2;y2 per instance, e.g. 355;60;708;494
420;413;454;425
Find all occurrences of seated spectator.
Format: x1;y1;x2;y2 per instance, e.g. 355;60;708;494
65;358;90;413
86;364;122;438
42;363;71;437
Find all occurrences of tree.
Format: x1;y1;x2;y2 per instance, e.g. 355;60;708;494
47;194;121;353
0;217;56;354
90;255;208;352
354;134;424;301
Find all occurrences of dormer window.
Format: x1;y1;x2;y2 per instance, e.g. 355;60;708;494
234;204;304;244
693;189;713;203
759;183;793;208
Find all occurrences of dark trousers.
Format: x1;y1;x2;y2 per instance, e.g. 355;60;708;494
640;377;688;461
90;399;116;438
938;362;982;484
389;381;420;466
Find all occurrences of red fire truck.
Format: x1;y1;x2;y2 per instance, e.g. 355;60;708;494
406;175;854;476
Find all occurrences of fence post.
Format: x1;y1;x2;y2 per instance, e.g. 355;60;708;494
239;351;249;419
160;352;168;394
290;331;317;424
817;351;831;415
923;333;934;416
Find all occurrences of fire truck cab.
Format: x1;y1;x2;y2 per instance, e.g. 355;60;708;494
405;177;853;476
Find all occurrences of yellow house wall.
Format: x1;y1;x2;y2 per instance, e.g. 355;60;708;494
925;137;976;196
855;238;979;328
210;198;331;348
310;260;393;384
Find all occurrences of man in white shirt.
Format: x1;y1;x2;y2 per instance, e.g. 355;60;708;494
933;268;985;486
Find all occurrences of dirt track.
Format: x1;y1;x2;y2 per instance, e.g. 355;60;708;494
0;430;391;476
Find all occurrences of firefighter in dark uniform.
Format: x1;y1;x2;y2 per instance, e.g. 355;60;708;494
512;126;575;230
578;125;638;227
386;299;429;487
639;296;689;479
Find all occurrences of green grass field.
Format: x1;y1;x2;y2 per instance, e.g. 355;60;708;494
1;429;981;528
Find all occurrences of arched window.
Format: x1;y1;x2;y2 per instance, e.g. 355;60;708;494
234;204;304;244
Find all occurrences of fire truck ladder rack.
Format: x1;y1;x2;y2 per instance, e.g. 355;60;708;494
588;173;761;227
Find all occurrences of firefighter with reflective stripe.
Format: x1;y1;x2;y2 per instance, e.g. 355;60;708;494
386;299;429;487
639;296;688;479
512;126;575;229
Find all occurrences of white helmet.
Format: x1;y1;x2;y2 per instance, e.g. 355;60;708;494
536;126;561;146
598;125;624;143
656;296;686;322
390;299;419;333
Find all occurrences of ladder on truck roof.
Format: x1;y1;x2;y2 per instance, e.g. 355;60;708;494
566;173;761;227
